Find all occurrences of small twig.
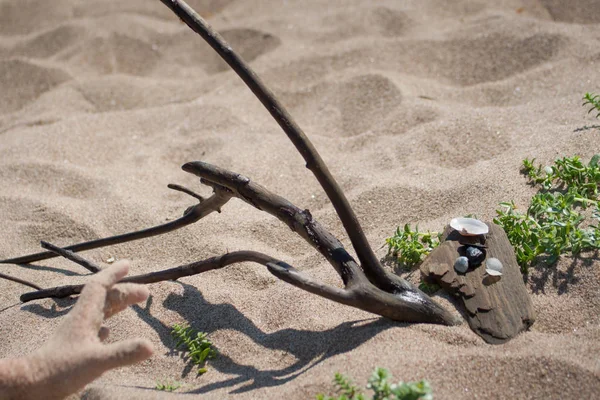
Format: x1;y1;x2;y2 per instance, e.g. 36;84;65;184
21;251;294;301
167;183;206;202
0;188;232;265
266;261;352;304
0;272;42;290
41;241;102;273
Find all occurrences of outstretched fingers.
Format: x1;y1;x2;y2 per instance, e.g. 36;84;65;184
92;260;130;288
67;261;131;333
104;283;150;319
95;339;154;371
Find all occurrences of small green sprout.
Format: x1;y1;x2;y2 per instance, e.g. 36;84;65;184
418;281;441;295
386;224;441;269
494;155;600;273
155;380;181;392
583;92;600;119
317;368;433;400
171;323;217;375
317;372;365;400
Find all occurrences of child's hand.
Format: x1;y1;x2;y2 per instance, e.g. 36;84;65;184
0;260;153;400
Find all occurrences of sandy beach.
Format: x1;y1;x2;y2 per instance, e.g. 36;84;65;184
1;0;599;398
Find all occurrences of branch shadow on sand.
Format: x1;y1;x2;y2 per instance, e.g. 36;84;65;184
14;262;84;277
21;296;76;319
573;124;600;132
131;281;396;395
527;250;599;295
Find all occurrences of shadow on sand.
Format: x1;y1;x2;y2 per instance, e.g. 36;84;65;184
131;281;396;394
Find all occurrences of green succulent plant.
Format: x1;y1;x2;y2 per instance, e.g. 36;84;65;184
171;323;217;375
317;368;433;400
495;155;600;273
386;224;441;269
387;155;599;275
155;380;181;392
583;92;600;119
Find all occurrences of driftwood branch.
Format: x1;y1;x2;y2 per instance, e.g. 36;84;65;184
41;241;101;273
3;0;460;327
0;185;232;265
0;272;41;290
21;164;458;325
158;0;388;286
22;246;455;325
20;251;349;304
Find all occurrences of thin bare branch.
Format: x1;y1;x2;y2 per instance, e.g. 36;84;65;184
20;250;456;324
167;183;206;203
20;251;334;302
0;272;42;290
41;241;101;273
266;261;353;304
0;188;232;265
158;0;388;285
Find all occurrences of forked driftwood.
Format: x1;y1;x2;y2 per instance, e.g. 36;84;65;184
1;0;459;326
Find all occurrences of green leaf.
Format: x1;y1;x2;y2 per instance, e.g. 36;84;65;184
496;154;600;271
386;224;440;269
319;368;433;400
198;347;212;363
170;323;216;375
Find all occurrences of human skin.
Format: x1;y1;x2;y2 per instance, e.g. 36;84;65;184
0;260;154;400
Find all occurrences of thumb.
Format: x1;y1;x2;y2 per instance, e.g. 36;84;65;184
95;339;154;371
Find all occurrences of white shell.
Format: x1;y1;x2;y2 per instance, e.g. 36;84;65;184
485;258;503;276
450;217;489;236
454;256;469;273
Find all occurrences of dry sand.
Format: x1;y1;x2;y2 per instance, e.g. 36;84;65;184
1;0;600;398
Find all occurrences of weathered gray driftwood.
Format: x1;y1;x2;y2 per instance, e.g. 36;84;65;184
420;223;535;343
19;163;458;325
1;0;463;327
